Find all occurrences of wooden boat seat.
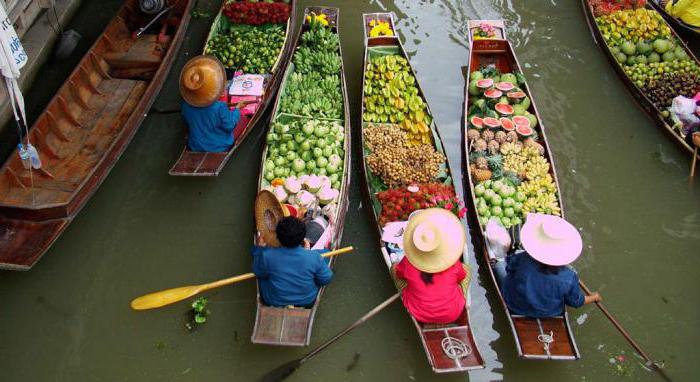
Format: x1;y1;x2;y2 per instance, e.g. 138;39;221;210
511;315;577;359
251;305;313;346
103;35;170;80
0;78;146;209
169;150;229;176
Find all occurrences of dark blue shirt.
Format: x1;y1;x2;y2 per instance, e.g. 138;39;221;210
181;101;240;152
502;250;585;318
251;245;333;307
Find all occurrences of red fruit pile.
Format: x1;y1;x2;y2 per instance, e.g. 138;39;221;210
376;183;467;226
223;1;291;25
589;0;646;16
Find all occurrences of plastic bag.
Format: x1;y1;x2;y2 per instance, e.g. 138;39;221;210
485;218;511;259
670;96;700;134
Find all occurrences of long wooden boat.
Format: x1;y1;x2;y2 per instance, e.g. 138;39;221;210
463;20;580;360
0;0;193;270
649;0;700;36
169;0;297;176
359;13;484;373
250;6;351;347
582;0;700;160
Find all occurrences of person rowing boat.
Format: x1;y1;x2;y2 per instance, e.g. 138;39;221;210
179;55;251;152
488;213;601;318
252;191;334;309
391;209;471;324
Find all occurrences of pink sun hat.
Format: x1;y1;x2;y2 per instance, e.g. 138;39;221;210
520;213;582;266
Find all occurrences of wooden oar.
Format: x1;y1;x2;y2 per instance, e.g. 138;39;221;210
690;147;698;178
130;246;354;311
579;280;672;381
261;292;402;382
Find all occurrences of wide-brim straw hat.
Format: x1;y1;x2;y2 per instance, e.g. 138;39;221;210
179;55;226;107
255;190;290;247
403;208;466;273
520;213;582;266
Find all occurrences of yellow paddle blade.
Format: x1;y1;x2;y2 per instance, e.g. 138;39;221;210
130;285;205;310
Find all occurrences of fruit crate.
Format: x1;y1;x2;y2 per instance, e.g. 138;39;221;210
203;1;292;77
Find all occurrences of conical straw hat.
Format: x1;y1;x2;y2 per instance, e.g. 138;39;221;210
179;55;226;107
254;190;290;247
520;213;582;266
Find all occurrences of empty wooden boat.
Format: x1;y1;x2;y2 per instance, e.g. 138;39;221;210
169;0;297;176
359;13;484;372
0;0;193;270
582;0;700;160
463;20;580;360
251;6;351;347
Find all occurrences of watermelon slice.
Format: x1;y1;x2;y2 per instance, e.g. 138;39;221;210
516;124;534;137
476;78;494;89
484;89;503;99
500;117;515;131
483;117;501;129
496;82;515;92
470;116;484;128
507;91;527;100
495;103;514;115
512;116;531;128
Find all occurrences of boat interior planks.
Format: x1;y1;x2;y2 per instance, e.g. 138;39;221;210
0;0;194;270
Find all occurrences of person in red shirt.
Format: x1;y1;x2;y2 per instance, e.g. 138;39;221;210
392;208;469;324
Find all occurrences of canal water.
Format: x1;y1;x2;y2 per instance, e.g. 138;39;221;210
1;0;699;381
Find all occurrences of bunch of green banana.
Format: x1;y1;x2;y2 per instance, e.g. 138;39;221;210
301;21;339;52
294;47;342;76
280;72;342;119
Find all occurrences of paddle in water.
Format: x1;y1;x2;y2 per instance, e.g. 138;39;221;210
579;281;672;382
260;292;402;382
130;246;353;310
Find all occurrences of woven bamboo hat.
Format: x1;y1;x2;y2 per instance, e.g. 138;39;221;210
179;55;225;107
254;190;290;247
403;208;465;273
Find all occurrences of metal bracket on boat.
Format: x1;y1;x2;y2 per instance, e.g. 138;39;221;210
441;335;471;360
538;331;554;353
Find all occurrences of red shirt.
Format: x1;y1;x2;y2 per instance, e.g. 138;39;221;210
395;257;467;324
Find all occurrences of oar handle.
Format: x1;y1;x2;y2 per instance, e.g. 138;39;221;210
691;147;698;178
203;246;353;291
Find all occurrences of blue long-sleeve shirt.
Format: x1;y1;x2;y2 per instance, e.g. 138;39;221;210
502;250;585;318
182;101;240;152
251;245;333;307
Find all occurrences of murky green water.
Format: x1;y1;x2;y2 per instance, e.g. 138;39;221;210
1;0;699;381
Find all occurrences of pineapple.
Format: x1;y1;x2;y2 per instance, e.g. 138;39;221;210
470;164;492;182
476;156;488;170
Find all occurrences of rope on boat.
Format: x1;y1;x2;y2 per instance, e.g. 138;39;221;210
538;331;555;353
441;334;471;360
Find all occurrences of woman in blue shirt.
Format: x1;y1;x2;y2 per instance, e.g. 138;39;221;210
179;55;249;152
490;213;601;318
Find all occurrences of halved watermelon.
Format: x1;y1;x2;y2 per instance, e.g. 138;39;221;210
495;103;514;115
507;91;527;100
500;117;515;131
476;78;494;89
470;116;484;129
516;124;534;137
512;116;531;128
484;89;503;99
496;82;515;92
483;117;501;129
